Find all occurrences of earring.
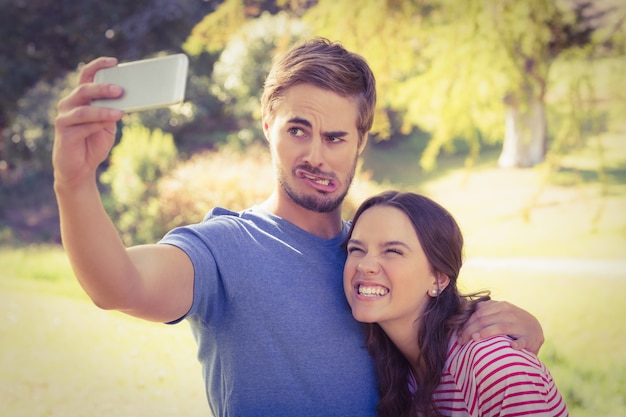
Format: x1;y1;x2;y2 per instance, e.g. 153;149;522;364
430;289;441;296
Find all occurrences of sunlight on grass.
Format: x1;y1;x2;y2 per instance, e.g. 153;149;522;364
460;264;626;417
0;288;208;417
0;245;73;281
0;245;86;299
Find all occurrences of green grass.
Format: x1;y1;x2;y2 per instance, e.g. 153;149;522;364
460;266;626;417
0;279;208;417
2;248;624;416
362;131;626;260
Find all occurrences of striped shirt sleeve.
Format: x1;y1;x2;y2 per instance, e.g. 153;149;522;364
434;335;568;417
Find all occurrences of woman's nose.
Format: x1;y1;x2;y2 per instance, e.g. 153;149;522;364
357;255;379;275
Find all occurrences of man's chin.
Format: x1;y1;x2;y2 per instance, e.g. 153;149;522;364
288;191;345;214
301;197;343;213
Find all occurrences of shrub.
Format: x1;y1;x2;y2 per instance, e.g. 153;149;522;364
100;123;178;245
156;143;385;233
156;143;274;232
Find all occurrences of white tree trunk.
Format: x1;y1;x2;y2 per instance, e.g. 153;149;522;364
498;98;547;168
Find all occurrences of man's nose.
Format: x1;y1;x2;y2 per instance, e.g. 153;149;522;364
302;137;324;167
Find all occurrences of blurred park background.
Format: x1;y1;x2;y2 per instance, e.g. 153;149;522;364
1;0;625;416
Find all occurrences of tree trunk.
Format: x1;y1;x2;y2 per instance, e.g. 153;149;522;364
498;97;547;168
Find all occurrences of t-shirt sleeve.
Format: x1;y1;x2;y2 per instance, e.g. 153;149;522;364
454;336;568;416
158;223;226;325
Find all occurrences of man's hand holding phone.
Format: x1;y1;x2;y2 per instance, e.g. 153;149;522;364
53;57;125;192
53;54;189;192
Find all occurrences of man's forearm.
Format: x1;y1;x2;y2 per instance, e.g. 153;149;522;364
55;181;140;310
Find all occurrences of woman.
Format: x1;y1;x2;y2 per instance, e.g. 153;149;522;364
343;191;568;417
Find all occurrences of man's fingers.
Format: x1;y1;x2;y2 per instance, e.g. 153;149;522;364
58;83;123;114
469;322;509;340
57;57;122;114
58;102;122;125
510;338;527;351
78;57;118;84
459;299;545;355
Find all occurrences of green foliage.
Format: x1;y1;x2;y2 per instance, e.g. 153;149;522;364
4;71;77;173
184;0;249;55
183;6;312;147
302;0;625;170
1;0;217;171
156;143;274;230
183;0;282;56
155;143;383;232
302;0;423;139
210;12;312;145
100;123;178;245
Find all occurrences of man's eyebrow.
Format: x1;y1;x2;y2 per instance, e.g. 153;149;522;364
288;117;349;138
288;117;312;128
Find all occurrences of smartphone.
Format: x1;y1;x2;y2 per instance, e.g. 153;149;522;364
92;53;189;113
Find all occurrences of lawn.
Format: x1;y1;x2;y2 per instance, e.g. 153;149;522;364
0;278;208;417
460;265;626;417
1;249;624;417
1;128;625;416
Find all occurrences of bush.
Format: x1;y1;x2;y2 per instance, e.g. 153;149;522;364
3;72;77;174
100;123;178;245
156;143;274;231
156;143;385;233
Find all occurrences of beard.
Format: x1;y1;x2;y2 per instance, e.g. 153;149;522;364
276;157;358;214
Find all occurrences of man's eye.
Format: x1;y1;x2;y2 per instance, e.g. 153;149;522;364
327;136;343;143
289;127;304;137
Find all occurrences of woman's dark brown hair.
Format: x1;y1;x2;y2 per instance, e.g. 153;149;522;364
345;191;490;417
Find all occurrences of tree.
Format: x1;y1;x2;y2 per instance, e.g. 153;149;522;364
179;0;626;170
0;0;219;170
491;0;619;168
302;0;626;169
183;0;316;146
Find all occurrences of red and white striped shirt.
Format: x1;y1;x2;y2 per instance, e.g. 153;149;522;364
431;335;568;416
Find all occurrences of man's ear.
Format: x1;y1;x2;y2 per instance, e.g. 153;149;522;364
358;133;369;155
262;120;270;143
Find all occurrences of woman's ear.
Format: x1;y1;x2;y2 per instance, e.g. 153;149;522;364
438;272;450;291
430;272;450;296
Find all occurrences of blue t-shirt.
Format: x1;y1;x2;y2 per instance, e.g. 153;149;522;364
159;206;378;416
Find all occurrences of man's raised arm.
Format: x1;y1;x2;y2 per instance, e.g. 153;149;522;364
53;57;193;323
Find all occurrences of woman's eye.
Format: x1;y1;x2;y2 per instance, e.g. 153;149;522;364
387;248;403;255
347;246;363;254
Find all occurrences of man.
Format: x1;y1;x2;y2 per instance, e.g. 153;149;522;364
53;38;543;416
